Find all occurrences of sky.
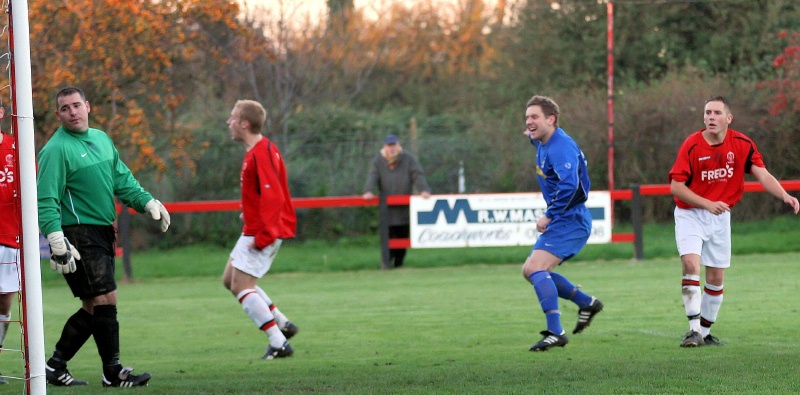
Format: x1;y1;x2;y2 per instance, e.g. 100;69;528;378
246;0;503;22
246;0;361;19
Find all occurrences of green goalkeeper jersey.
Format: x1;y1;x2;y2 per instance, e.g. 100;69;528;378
37;126;154;236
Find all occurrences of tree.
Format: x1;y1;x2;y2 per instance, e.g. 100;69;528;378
613;0;799;83
755;30;800;179
28;0;244;178
347;0;497;113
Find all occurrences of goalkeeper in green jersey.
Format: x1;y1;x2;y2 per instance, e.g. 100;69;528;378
37;87;170;388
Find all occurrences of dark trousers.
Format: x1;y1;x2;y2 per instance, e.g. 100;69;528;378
389;225;409;267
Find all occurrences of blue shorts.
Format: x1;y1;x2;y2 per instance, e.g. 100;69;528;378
532;207;591;262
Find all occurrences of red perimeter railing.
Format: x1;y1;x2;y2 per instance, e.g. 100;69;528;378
116;180;800;264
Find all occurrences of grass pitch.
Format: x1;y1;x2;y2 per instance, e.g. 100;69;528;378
4;251;799;394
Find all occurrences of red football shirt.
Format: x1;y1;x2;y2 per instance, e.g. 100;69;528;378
240;137;297;249
668;128;765;209
0;132;20;248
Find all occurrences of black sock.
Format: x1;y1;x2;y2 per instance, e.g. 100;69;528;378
49;308;94;367
92;305;122;377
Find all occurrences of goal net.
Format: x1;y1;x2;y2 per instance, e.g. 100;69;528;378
2;0;47;394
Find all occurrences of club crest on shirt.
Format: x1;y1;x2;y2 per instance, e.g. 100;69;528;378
1;162;13;184
727;151;734;164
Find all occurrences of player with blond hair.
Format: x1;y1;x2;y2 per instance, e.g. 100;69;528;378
222;100;299;360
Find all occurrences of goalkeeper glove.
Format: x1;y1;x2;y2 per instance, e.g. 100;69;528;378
47;231;81;274
145;199;171;232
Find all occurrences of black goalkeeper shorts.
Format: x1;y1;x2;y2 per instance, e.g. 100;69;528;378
62;224;118;299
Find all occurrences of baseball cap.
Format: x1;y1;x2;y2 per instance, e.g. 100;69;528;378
384;134;399;144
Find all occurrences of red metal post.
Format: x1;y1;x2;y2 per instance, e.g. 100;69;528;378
607;1;615;193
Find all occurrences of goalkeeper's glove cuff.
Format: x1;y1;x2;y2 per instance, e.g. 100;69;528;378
145;199;171;232
47;231;66;253
47;231;80;274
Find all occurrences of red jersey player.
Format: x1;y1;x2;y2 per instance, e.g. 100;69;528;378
668;96;799;348
0;106;20;385
221;100;298;360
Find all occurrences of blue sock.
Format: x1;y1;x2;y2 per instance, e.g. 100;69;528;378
550;272;593;308
529;270;563;335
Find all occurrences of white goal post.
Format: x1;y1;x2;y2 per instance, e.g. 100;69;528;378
8;0;46;394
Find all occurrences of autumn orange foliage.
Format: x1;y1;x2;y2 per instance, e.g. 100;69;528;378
26;0;244;174
9;0;497;178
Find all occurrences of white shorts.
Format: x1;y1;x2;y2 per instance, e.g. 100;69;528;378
0;245;21;293
229;235;282;278
674;207;731;268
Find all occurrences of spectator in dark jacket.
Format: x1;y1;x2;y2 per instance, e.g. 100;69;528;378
362;134;431;267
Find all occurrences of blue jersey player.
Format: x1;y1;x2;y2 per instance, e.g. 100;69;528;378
522;95;604;352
